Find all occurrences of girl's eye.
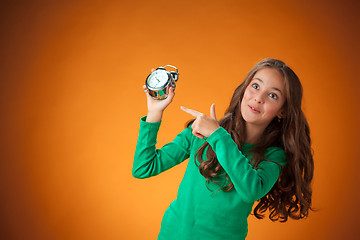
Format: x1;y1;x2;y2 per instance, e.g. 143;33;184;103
269;93;278;100
252;83;259;89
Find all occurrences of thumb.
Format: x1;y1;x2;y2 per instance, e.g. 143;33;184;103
210;103;217;120
165;86;175;102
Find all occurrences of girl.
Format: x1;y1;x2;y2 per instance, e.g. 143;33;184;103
133;58;314;240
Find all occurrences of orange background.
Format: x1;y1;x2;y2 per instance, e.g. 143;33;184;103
0;0;359;239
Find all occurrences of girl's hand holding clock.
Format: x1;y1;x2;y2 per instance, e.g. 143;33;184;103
143;69;175;122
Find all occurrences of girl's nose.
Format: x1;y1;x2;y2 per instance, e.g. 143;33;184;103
254;94;265;104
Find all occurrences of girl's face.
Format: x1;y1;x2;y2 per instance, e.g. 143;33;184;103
240;67;286;129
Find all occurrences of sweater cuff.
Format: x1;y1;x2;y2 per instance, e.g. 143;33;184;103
140;116;162;127
206;127;230;146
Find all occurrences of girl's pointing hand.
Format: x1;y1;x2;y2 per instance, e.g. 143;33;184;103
181;104;220;139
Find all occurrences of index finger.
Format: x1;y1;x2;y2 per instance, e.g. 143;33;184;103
180;106;201;117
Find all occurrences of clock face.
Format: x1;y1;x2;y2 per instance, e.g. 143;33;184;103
146;70;169;89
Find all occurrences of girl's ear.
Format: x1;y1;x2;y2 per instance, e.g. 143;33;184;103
277;110;287;119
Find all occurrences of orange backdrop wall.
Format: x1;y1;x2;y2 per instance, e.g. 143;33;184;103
1;0;359;239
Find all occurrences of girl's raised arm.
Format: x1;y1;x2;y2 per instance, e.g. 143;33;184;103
133;83;189;179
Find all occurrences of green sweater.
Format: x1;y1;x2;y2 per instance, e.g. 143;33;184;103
133;117;286;240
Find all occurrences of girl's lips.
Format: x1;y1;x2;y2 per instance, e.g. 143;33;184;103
248;105;260;113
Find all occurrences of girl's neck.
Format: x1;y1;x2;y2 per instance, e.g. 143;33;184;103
245;123;266;144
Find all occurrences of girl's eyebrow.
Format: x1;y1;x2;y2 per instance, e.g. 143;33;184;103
253;77;283;95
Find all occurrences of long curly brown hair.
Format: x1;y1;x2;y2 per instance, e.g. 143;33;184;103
187;58;314;222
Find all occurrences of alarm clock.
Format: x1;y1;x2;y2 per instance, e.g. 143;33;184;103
145;65;179;100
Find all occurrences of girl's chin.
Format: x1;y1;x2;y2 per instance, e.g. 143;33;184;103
243;117;272;127
243;117;259;125
242;113;259;123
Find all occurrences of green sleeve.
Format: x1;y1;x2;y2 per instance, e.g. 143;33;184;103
132;116;192;179
206;127;286;203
